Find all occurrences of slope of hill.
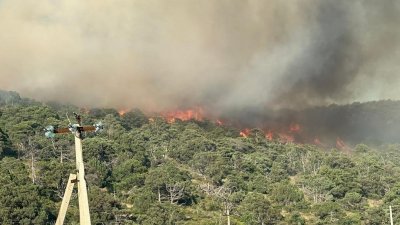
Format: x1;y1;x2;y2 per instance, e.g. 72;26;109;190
0;92;399;224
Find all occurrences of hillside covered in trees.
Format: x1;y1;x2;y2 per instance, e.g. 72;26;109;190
1;90;400;224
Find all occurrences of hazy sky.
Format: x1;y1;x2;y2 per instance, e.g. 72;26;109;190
0;0;399;113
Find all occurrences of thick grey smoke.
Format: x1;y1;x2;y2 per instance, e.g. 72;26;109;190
0;0;399;113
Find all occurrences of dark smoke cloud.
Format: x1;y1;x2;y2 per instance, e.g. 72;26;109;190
0;0;399;113
272;0;400;109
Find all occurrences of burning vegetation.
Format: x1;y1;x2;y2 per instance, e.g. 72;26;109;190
142;107;340;147
116;100;400;149
160;107;205;123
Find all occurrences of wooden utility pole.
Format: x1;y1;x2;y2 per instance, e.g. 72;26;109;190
45;113;103;225
73;131;91;225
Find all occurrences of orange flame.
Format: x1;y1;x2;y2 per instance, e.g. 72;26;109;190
240;128;251;138
265;131;273;140
118;109;128;116
113;106;348;148
240;127;297;143
162;107;204;123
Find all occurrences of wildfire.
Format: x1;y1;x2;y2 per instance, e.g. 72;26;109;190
290;123;301;132
239;128;251;138
162;107;204;123
265;131;273;140
118;109;128;116
216;119;224;126
113;106;351;149
160;109;301;144
240;127;295;143
336;137;348;150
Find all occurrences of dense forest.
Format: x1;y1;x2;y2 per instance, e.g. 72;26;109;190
1;90;400;224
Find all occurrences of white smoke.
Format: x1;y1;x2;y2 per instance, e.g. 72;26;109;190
0;0;399;113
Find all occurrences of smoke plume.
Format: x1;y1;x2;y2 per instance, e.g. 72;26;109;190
0;0;399;114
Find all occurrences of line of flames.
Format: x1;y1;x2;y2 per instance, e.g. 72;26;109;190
117;108;349;149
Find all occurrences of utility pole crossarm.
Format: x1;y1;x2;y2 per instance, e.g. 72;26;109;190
45;121;103;138
54;126;96;134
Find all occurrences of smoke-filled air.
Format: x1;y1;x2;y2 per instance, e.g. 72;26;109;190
0;0;400;114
